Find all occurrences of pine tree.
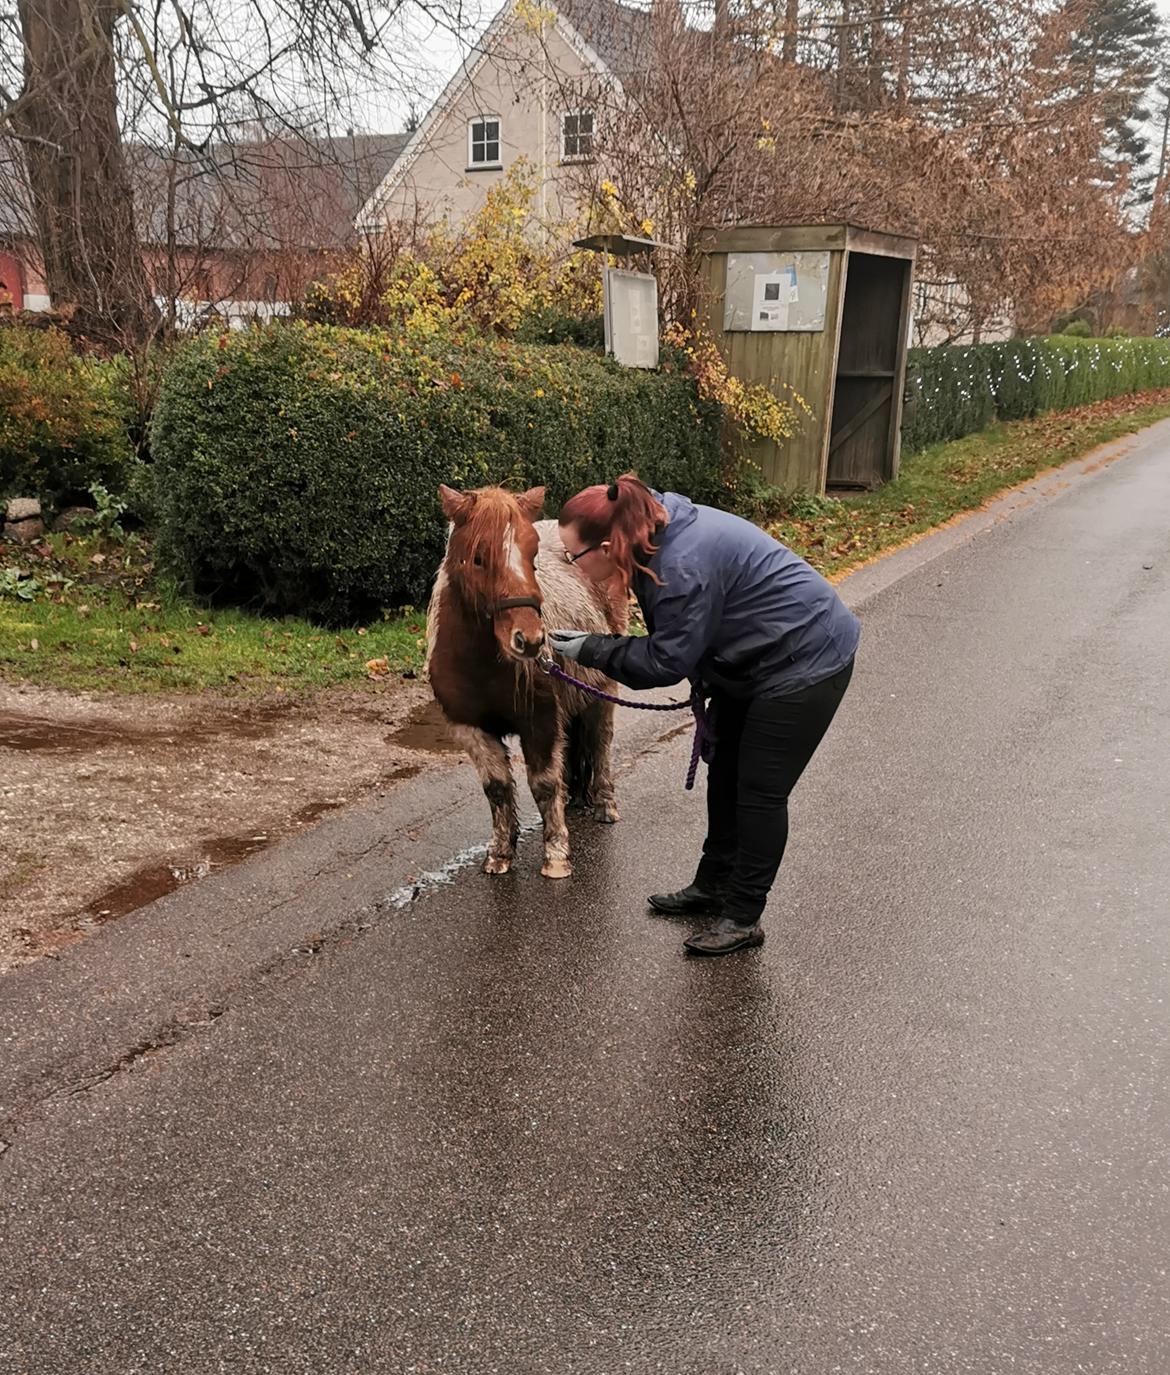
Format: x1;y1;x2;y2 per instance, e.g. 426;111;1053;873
1069;0;1166;208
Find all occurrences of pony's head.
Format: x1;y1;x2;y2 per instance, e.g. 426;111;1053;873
439;483;547;662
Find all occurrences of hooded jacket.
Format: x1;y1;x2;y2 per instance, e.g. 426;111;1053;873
575;491;860;697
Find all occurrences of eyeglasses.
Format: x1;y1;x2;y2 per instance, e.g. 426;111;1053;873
563;543;602;565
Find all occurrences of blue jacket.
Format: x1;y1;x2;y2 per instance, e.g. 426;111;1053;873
576;492;860;697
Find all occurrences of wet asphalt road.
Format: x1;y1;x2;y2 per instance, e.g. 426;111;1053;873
3;431;1170;1373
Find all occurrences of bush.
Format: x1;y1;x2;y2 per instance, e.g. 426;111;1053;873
0;325;135;507
1057;319;1093;338
150;322;724;621
902;335;1170;452
514;307;604;350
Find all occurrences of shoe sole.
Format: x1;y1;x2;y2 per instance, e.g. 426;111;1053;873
683;931;765;956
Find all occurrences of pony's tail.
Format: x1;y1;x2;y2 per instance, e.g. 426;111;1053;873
564;712;595;808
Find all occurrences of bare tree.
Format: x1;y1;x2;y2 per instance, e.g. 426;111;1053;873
0;0;471;343
541;0;1139;338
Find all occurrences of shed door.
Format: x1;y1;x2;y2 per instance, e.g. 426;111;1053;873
827;252;909;489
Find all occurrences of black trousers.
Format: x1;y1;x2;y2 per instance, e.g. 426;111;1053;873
693;660;854;925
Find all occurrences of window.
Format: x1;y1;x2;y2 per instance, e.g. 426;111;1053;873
562;110;594;161
468;116;501;168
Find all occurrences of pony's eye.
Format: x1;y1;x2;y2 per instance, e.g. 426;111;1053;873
473;553;484;567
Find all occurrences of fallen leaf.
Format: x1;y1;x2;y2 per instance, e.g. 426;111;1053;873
29;638;39;651
90;553;106;566
129;638;140;653
366;657;390;679
195;623;211;636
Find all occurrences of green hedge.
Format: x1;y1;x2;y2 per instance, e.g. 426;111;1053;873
149;322;723;621
903;336;1170;452
0;326;134;507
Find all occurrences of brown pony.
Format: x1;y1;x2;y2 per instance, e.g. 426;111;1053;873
427;484;628;878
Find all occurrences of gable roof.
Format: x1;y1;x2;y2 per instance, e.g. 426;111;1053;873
553;0;653;81
356;0;651;228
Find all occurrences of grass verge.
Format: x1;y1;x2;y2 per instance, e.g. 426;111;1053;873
761;389;1170;577
4;388;1170;694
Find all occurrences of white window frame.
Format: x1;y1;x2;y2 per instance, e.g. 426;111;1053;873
467;115;502;169
561;109;595;163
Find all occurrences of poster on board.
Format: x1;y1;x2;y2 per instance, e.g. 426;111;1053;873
724;252;829;332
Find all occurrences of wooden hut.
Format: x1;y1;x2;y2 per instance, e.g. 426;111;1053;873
698;224;917;491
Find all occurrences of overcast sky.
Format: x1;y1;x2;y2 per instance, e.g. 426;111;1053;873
361;0;1170;137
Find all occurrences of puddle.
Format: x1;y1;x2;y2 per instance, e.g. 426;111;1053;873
81;832;275;924
68;773;422;932
387;699;464;755
0;707;283;755
0;713;128;753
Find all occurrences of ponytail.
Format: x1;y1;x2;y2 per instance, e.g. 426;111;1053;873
559;472;670;590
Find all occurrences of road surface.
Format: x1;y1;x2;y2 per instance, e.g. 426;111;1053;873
2;428;1169;1373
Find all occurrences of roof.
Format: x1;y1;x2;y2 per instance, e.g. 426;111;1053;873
554;0;655;81
357;0;659;227
1;132;409;252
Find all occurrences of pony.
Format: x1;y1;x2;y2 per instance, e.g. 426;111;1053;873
426;483;628;878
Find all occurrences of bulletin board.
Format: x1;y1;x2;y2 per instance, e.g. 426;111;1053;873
722;251;831;332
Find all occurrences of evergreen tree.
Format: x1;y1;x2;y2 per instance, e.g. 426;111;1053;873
1069;0;1166;208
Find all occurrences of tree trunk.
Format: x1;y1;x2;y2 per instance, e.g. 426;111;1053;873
13;0;158;344
782;0;799;64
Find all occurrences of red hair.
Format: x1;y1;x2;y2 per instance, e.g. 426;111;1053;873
559;472;669;590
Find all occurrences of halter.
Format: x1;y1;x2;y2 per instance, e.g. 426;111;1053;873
491;595;543;616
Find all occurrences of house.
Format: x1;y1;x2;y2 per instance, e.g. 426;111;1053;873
358;0;652;233
1;132;407;326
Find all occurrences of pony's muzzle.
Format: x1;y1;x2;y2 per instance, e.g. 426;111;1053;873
511;627;546;658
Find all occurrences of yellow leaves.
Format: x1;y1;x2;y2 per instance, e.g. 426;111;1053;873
600;179;619;198
639;217;655;236
756;136;777;153
303;162;599;339
515;0;555;30
665;323;806;445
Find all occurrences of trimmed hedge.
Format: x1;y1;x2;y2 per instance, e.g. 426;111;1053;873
150;322;723;621
903;336;1170;452
0;326;134;507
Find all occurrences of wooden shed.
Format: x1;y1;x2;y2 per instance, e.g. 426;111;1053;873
697;224;917;492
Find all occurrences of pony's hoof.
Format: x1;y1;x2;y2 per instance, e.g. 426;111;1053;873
592;801;620;824
541;857;572;880
483;854;513;876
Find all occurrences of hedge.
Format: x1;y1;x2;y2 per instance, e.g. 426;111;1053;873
0;325;135;507
903;335;1170;452
149;322;723;621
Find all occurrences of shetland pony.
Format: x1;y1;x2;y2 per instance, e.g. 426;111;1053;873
427;484;628;878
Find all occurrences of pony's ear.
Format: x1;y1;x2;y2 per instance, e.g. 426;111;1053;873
516;486;546;520
439;484;475;524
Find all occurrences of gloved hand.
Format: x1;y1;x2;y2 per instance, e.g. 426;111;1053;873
548;629;590;662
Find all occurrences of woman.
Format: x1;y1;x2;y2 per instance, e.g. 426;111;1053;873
549;473;859;957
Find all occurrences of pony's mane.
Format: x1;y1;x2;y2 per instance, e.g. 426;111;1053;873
463;487;522;561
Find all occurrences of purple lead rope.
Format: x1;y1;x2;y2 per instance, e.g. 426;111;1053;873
537;656;715;790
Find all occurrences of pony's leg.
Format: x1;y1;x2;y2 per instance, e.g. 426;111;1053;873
454;726;518;875
518;709;571;880
579;700;620;824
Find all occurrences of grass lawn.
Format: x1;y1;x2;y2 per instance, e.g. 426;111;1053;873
0;536;427;693
5;387;1170;695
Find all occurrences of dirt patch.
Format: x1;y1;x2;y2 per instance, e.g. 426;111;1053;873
0;680;461;972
